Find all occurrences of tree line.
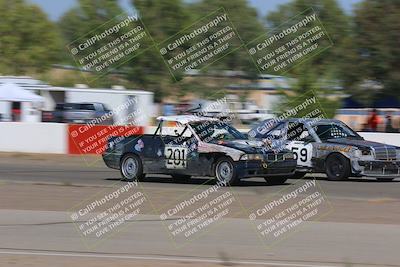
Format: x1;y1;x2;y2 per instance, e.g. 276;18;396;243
0;0;398;107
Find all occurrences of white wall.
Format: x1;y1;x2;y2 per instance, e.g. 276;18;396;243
359;132;400;147
0;102;11;121
0;122;67;154
136;94;154;126
0;123;399;155
21;102;42;122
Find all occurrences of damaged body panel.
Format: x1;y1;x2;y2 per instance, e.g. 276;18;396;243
103;115;297;185
249;118;400;181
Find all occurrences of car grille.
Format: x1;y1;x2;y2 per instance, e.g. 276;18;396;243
266;153;285;161
373;146;397;161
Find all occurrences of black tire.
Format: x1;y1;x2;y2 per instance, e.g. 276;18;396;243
325;153;351;181
171;174;191;183
376;178;395;182
214;157;240;186
264;176;288;185
120;153;145;182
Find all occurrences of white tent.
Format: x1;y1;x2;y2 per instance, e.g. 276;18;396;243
0;82;44;102
0;82;45;122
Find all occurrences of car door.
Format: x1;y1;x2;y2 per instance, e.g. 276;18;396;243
142;135;166;173
141;123;188;173
162;126;200;174
286;122;314;168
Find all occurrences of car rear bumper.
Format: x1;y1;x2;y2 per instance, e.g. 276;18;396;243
235;159;297;178
357;160;400;177
102;152;121;170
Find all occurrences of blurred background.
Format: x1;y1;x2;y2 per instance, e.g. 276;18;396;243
0;0;399;132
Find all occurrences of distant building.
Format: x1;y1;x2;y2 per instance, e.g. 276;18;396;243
0;76;154;125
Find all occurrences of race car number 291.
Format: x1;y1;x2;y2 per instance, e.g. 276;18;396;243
165;146;188;169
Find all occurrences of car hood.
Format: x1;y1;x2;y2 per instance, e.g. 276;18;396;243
211;139;268;154
326;138;399;150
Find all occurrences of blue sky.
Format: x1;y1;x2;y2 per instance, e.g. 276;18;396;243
28;0;361;21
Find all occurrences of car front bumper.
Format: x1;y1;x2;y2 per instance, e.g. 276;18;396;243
235;159;297;178
357;160;400;177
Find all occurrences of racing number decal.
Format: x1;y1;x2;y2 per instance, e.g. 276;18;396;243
165;146;188;169
292;147;308;162
289;142;313;167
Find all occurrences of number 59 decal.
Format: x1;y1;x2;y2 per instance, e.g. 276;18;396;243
165;146;188;169
289;143;313;167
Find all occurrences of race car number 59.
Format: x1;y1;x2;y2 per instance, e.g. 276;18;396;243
165;146;187;169
289;143;313;167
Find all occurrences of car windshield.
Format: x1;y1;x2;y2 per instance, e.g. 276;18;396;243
312;123;362;141
190;121;246;142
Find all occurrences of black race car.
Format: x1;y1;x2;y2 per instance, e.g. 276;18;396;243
102;115;297;185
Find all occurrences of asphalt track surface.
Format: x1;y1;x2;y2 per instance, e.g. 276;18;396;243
0;153;399;267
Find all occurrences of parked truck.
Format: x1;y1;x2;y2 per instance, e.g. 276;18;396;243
42;102;113;124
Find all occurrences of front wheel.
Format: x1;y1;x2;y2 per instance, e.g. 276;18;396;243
214;157;240;186
120;154;145;182
325;154;351;181
264;176;288;185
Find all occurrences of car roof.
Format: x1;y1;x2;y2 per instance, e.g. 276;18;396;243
157;115;219;124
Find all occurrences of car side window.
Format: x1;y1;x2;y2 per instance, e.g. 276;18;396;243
80;104;95;111
161;125;195;145
330;125;348;138
268;122;287;139
313;124;349;141
63;104;75;110
287;122;314;142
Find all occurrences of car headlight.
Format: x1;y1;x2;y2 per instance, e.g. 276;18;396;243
361;149;372;156
240;154;264;161
355;148;372;158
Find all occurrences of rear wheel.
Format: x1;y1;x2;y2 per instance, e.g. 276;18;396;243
120;154;145;182
214;157;240;186
325;154;351;181
171;174;191;183
264;176;288;185
376;178;395;182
